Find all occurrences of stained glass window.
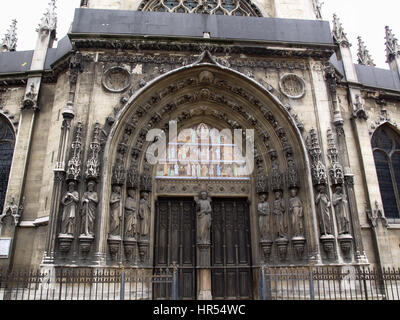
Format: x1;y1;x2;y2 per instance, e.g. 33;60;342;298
372;125;400;219
156;123;250;179
0;116;15;215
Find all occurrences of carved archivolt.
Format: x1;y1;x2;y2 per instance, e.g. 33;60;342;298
99;59;315;265
138;0;263;17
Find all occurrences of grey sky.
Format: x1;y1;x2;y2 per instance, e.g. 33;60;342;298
0;0;399;69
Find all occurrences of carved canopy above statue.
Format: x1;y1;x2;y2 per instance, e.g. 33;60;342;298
138;0;263;17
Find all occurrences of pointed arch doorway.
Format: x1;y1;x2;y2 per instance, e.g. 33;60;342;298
153;122;253;300
100;60;315;300
154;197;253;300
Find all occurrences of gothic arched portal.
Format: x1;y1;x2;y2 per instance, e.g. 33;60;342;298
0;115;15;215
97;58;319;299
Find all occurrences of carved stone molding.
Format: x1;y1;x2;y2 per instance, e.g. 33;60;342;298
66;122;83;182
352;94;368;120
102;66;131;93
156;178;250;196
366;201;388;229
85;123;101;181
72;39;334;60
307;128;327;186
21;83;38;110
332;14;351;48
369;108;398;135
0;196;23;226
385;26;400;63
327;128;344;186
320;234;336;260
116;70;300;186
279;74;306;99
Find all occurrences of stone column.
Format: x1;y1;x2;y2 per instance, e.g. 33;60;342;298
327;15;369;263
8;2;58;268
195;192;212;300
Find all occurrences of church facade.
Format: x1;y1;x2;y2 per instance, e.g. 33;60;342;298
0;0;399;300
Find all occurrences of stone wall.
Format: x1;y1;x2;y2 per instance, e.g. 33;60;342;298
1;44;400;269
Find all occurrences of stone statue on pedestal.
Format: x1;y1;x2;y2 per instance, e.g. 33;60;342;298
258;193;271;240
273;191;286;238
332;186;350;235
315;185;332;235
61;182;79;235
125;189;138;239
109;185;122;236
289;188;304;237
80;181;98;237
139;192;151;238
195;191;212;244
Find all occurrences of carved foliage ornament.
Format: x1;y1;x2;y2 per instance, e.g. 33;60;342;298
369;108;398;135
37;0;57;34
385;26;400;63
308;128;327;186
327;128;344;186
332;14;350;48
312;0;323;20
1;19;17;52
85;123;102;181
66;122;83;181
357;36;375;67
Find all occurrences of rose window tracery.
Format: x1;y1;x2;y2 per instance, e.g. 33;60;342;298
138;0;263;17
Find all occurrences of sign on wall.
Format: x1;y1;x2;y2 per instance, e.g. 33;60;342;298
0;238;12;258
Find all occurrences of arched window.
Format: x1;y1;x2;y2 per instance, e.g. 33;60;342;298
0;115;15;215
372;125;400;220
138;0;263;17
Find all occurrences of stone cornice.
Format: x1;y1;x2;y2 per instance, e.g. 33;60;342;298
69;36;335;60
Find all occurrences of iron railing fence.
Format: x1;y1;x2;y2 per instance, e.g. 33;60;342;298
258;266;400;300
1;265;399;300
0;267;178;301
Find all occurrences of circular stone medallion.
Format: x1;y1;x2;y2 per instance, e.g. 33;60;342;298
279;73;306;99
102;67;131;93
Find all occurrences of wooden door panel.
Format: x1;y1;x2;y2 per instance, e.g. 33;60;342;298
154;198;196;300
211;198;253;300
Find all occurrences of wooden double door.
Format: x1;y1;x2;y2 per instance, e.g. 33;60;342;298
154;197;253;300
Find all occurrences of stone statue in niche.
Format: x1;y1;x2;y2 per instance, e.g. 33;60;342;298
332;186;350;235
315;185;332;235
195;191;212;244
60;182;79;235
258;193;271;240
273;191;287;238
125;189;138;239
139;192;151;239
289;188;304;237
109;185;122;237
80;181;98;237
